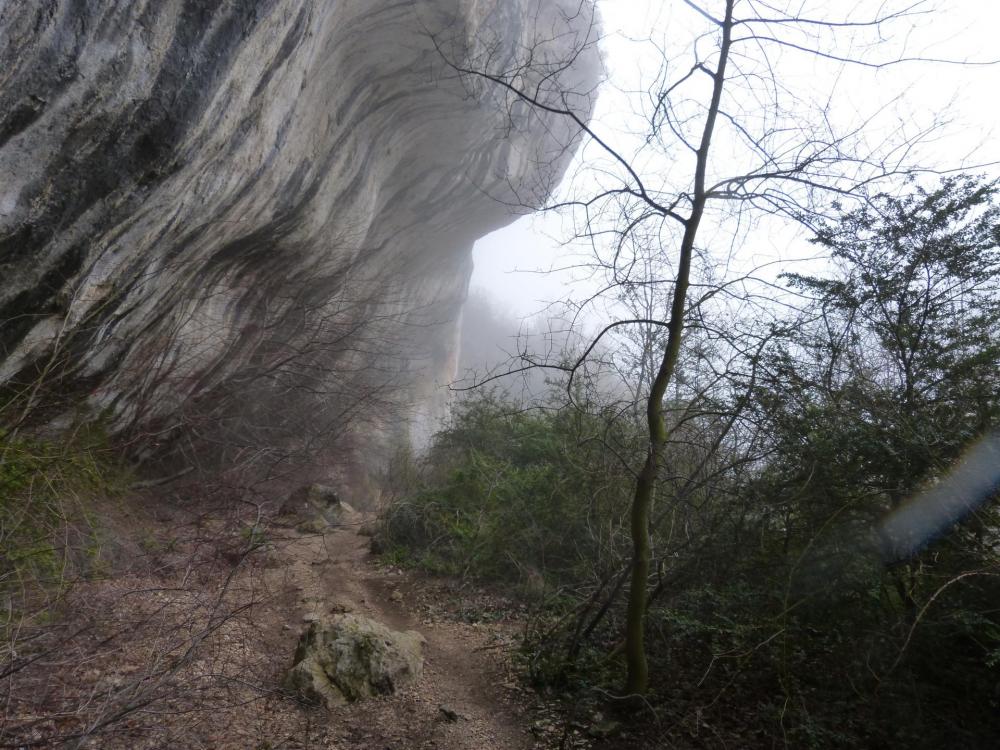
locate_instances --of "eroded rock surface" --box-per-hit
[0,1,599,460]
[285,614,425,706]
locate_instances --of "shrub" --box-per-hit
[381,392,635,591]
[0,426,126,622]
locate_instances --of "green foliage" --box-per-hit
[722,175,1000,746]
[382,176,1000,747]
[772,175,1000,508]
[0,426,126,616]
[382,392,635,589]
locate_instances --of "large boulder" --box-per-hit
[285,614,425,706]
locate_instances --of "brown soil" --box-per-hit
[3,499,545,749]
[269,512,534,749]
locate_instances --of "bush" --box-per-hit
[0,425,126,621]
[381,392,635,591]
[379,384,1000,747]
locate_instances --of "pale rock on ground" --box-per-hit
[285,613,425,706]
[279,483,355,528]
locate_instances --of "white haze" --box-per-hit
[469,0,1000,327]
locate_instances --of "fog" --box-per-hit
[466,0,1000,355]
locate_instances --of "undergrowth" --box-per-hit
[0,423,128,625]
[379,393,633,592]
[377,390,1000,749]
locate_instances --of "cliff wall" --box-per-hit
[0,0,598,468]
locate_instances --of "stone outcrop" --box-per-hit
[0,1,600,462]
[285,614,425,706]
[279,483,353,528]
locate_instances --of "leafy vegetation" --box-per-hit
[382,394,635,588]
[381,177,1000,747]
[0,424,127,624]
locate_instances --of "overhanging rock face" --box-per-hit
[0,1,599,460]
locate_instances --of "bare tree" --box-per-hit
[436,0,990,697]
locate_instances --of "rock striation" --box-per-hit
[0,1,599,464]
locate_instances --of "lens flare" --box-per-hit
[879,432,1000,563]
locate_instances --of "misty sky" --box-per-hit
[469,1,1000,319]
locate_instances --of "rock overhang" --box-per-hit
[0,0,601,465]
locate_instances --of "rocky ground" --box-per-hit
[4,491,599,749]
[269,512,534,749]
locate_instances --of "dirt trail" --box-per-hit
[270,514,534,750]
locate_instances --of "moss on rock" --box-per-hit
[285,614,424,707]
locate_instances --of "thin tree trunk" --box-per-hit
[623,0,734,697]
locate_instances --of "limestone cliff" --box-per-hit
[0,1,598,467]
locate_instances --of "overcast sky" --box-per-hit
[469,0,1000,319]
